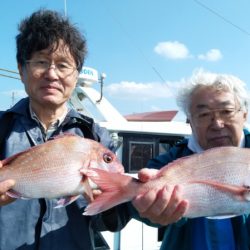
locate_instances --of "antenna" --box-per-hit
[64,0,67,17]
[11,92,16,107]
[96,73,107,103]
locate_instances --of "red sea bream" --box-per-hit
[84,146,250,218]
[0,134,124,206]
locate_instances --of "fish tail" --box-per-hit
[83,168,134,215]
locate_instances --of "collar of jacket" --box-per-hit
[5,97,93,125]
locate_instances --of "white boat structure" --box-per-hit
[69,67,191,250]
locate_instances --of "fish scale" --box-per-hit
[0,134,124,204]
[84,146,250,218]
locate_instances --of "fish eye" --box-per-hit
[103,153,113,163]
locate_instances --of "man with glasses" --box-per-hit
[132,70,250,249]
[0,9,128,250]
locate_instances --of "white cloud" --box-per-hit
[154,41,191,59]
[105,80,185,101]
[198,49,222,61]
[154,41,222,63]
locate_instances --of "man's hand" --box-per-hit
[132,168,189,225]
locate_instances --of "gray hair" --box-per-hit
[176,70,249,118]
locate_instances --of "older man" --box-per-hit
[133,71,250,249]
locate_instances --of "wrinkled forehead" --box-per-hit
[191,86,238,110]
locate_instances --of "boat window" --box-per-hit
[128,141,154,172]
[120,133,185,173]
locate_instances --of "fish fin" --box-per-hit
[206,215,237,220]
[6,190,22,199]
[83,168,133,216]
[54,174,95,209]
[2,135,80,166]
[83,191,121,216]
[6,190,29,199]
[55,195,80,208]
[242,186,250,201]
[2,151,28,166]
[50,133,79,140]
[7,190,22,199]
[191,180,250,200]
[81,178,94,202]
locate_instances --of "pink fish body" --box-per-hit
[0,134,123,204]
[84,146,250,218]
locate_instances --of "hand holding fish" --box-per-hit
[132,168,189,225]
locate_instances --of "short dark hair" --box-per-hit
[16,9,87,72]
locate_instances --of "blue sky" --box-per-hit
[1,0,250,122]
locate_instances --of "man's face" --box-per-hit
[18,41,79,109]
[189,87,247,150]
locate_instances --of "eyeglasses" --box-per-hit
[191,108,242,125]
[26,60,77,77]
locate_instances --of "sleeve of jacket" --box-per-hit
[92,123,116,151]
[90,203,131,232]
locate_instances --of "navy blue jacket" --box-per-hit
[0,98,130,250]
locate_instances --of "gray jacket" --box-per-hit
[0,98,130,250]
